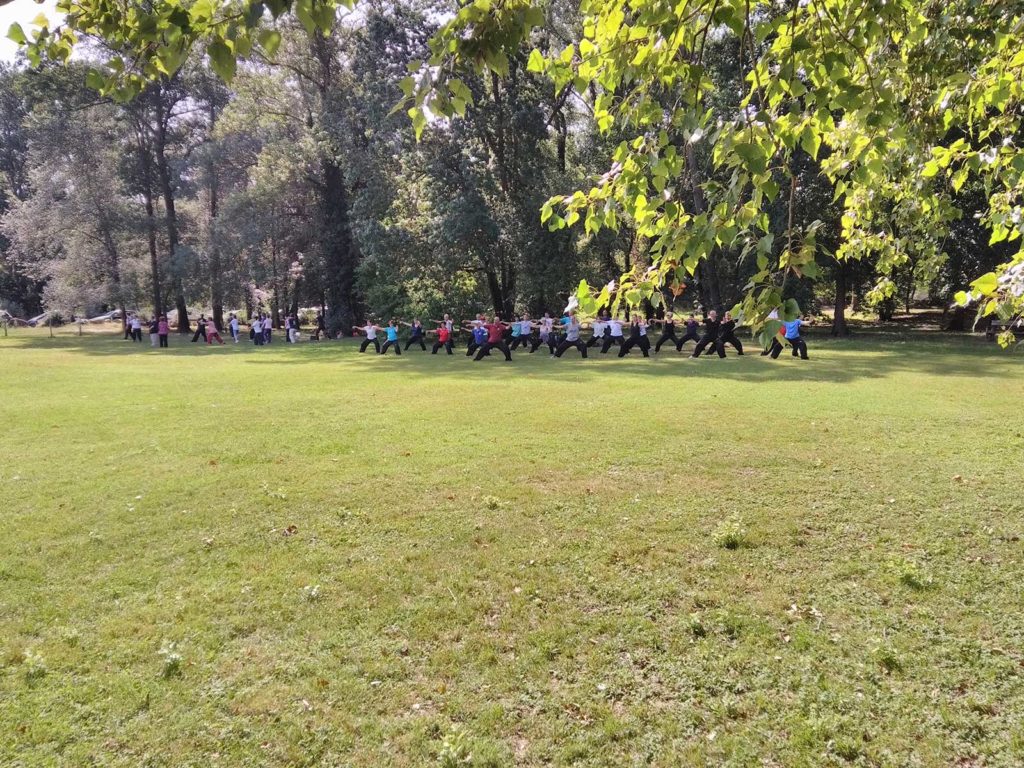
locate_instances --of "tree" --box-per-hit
[2,100,143,320]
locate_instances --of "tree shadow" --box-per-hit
[2,329,1019,386]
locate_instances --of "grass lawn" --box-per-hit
[2,326,1024,767]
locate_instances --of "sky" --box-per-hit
[0,0,61,63]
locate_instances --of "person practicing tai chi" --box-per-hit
[601,315,626,353]
[192,315,208,343]
[206,319,225,345]
[676,313,701,351]
[761,308,785,357]
[653,311,681,353]
[717,311,744,355]
[511,314,534,351]
[431,313,456,341]
[690,310,724,358]
[251,315,264,346]
[380,320,402,355]
[587,311,608,348]
[770,316,810,359]
[473,316,513,361]
[229,313,240,343]
[554,312,588,358]
[428,323,454,354]
[355,321,383,354]
[401,319,427,351]
[465,319,488,357]
[531,313,555,353]
[618,314,652,357]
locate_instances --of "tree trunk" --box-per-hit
[319,157,358,334]
[153,86,188,333]
[208,101,223,332]
[831,263,850,336]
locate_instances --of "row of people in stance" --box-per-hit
[351,310,810,360]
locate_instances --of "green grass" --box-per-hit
[2,326,1024,766]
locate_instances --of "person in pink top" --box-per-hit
[206,319,225,345]
[157,316,170,348]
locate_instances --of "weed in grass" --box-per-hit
[874,645,904,674]
[438,725,473,767]
[22,649,47,680]
[302,584,322,602]
[712,515,749,549]
[890,558,935,590]
[158,640,183,679]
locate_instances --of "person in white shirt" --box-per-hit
[251,316,264,346]
[587,312,608,348]
[601,317,626,353]
[130,315,143,343]
[229,314,240,343]
[355,322,382,353]
[511,314,534,351]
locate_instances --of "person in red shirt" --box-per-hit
[428,324,453,355]
[473,315,513,361]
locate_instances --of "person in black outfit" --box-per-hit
[315,312,326,340]
[618,315,652,357]
[690,310,723,358]
[123,314,133,340]
[191,315,208,343]
[717,312,744,356]
[676,314,701,351]
[652,312,679,352]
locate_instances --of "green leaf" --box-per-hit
[207,40,236,81]
[782,299,801,321]
[527,49,545,73]
[970,272,998,296]
[6,23,26,46]
[258,29,282,58]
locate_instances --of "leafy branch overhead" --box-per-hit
[9,0,1024,341]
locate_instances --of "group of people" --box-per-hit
[123,313,171,348]
[351,309,811,361]
[124,308,812,360]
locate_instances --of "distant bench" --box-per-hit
[986,318,1024,341]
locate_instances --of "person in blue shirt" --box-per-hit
[380,320,402,356]
[770,316,810,359]
[465,320,489,357]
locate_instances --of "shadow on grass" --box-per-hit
[2,328,1019,385]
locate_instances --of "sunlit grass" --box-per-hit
[2,326,1023,766]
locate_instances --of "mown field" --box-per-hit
[2,326,1023,767]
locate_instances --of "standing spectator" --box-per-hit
[130,314,143,342]
[157,315,170,348]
